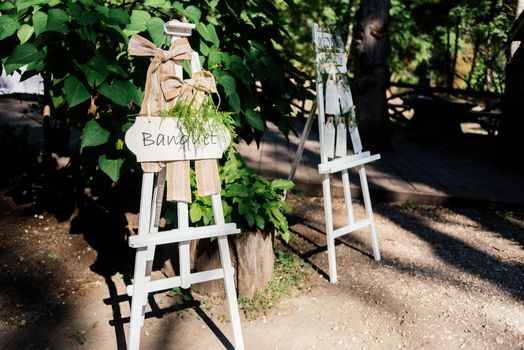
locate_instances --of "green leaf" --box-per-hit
[146,17,165,47]
[94,4,109,17]
[0,16,20,41]
[280,230,290,243]
[99,80,141,106]
[69,2,97,26]
[64,76,90,108]
[199,41,210,56]
[4,43,38,75]
[144,0,166,8]
[245,212,255,227]
[185,5,201,23]
[98,155,124,183]
[271,179,294,190]
[0,2,15,11]
[205,23,219,47]
[218,74,236,96]
[189,203,203,223]
[79,54,108,87]
[81,119,110,152]
[33,11,48,36]
[47,8,69,34]
[107,8,130,25]
[126,10,151,34]
[206,0,219,9]
[228,93,241,113]
[224,183,249,197]
[207,46,221,67]
[196,22,219,47]
[245,108,265,131]
[17,24,34,44]
[107,63,128,78]
[16,0,48,12]
[254,214,264,230]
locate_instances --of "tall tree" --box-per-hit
[352,0,392,150]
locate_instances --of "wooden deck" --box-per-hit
[236,119,524,210]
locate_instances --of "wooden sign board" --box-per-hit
[315,31,346,74]
[125,117,231,162]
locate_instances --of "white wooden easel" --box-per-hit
[125,21,244,350]
[288,24,381,284]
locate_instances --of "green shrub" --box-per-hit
[187,147,294,242]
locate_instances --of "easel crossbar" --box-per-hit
[129,223,240,248]
[318,153,381,174]
[333,218,372,239]
[127,268,225,296]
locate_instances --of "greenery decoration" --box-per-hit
[185,147,294,242]
[159,93,237,144]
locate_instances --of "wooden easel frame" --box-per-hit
[126,20,244,350]
[287,24,381,284]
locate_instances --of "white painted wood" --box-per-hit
[129,173,155,350]
[333,218,372,239]
[359,166,381,261]
[337,80,354,114]
[318,153,380,174]
[177,202,191,289]
[325,77,340,115]
[310,23,381,283]
[128,223,239,247]
[125,117,231,162]
[341,170,354,225]
[335,118,347,157]
[164,20,195,37]
[324,118,336,158]
[212,194,245,350]
[127,268,225,296]
[322,174,337,284]
[127,20,245,350]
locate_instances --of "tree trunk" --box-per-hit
[352,0,392,151]
[450,22,460,89]
[497,42,524,172]
[466,36,480,89]
[192,230,274,299]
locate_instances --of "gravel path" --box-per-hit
[0,194,523,349]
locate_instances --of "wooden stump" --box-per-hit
[233,230,274,299]
[193,230,274,299]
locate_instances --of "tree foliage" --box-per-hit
[0,0,307,183]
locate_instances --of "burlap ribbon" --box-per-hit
[128,35,222,202]
[162,70,217,109]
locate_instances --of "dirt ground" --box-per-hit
[0,191,523,350]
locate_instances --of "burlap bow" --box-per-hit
[128,34,193,115]
[161,70,217,108]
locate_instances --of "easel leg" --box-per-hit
[285,102,317,200]
[358,166,381,261]
[177,202,191,289]
[322,174,337,284]
[129,172,155,350]
[212,194,245,350]
[341,169,354,226]
[141,169,166,326]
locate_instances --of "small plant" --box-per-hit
[48,251,59,261]
[69,330,86,345]
[167,287,182,298]
[188,147,294,241]
[159,93,237,145]
[238,248,312,319]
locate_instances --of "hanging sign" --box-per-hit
[125,117,231,162]
[315,31,347,74]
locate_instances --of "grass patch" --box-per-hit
[238,247,312,319]
[69,330,86,345]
